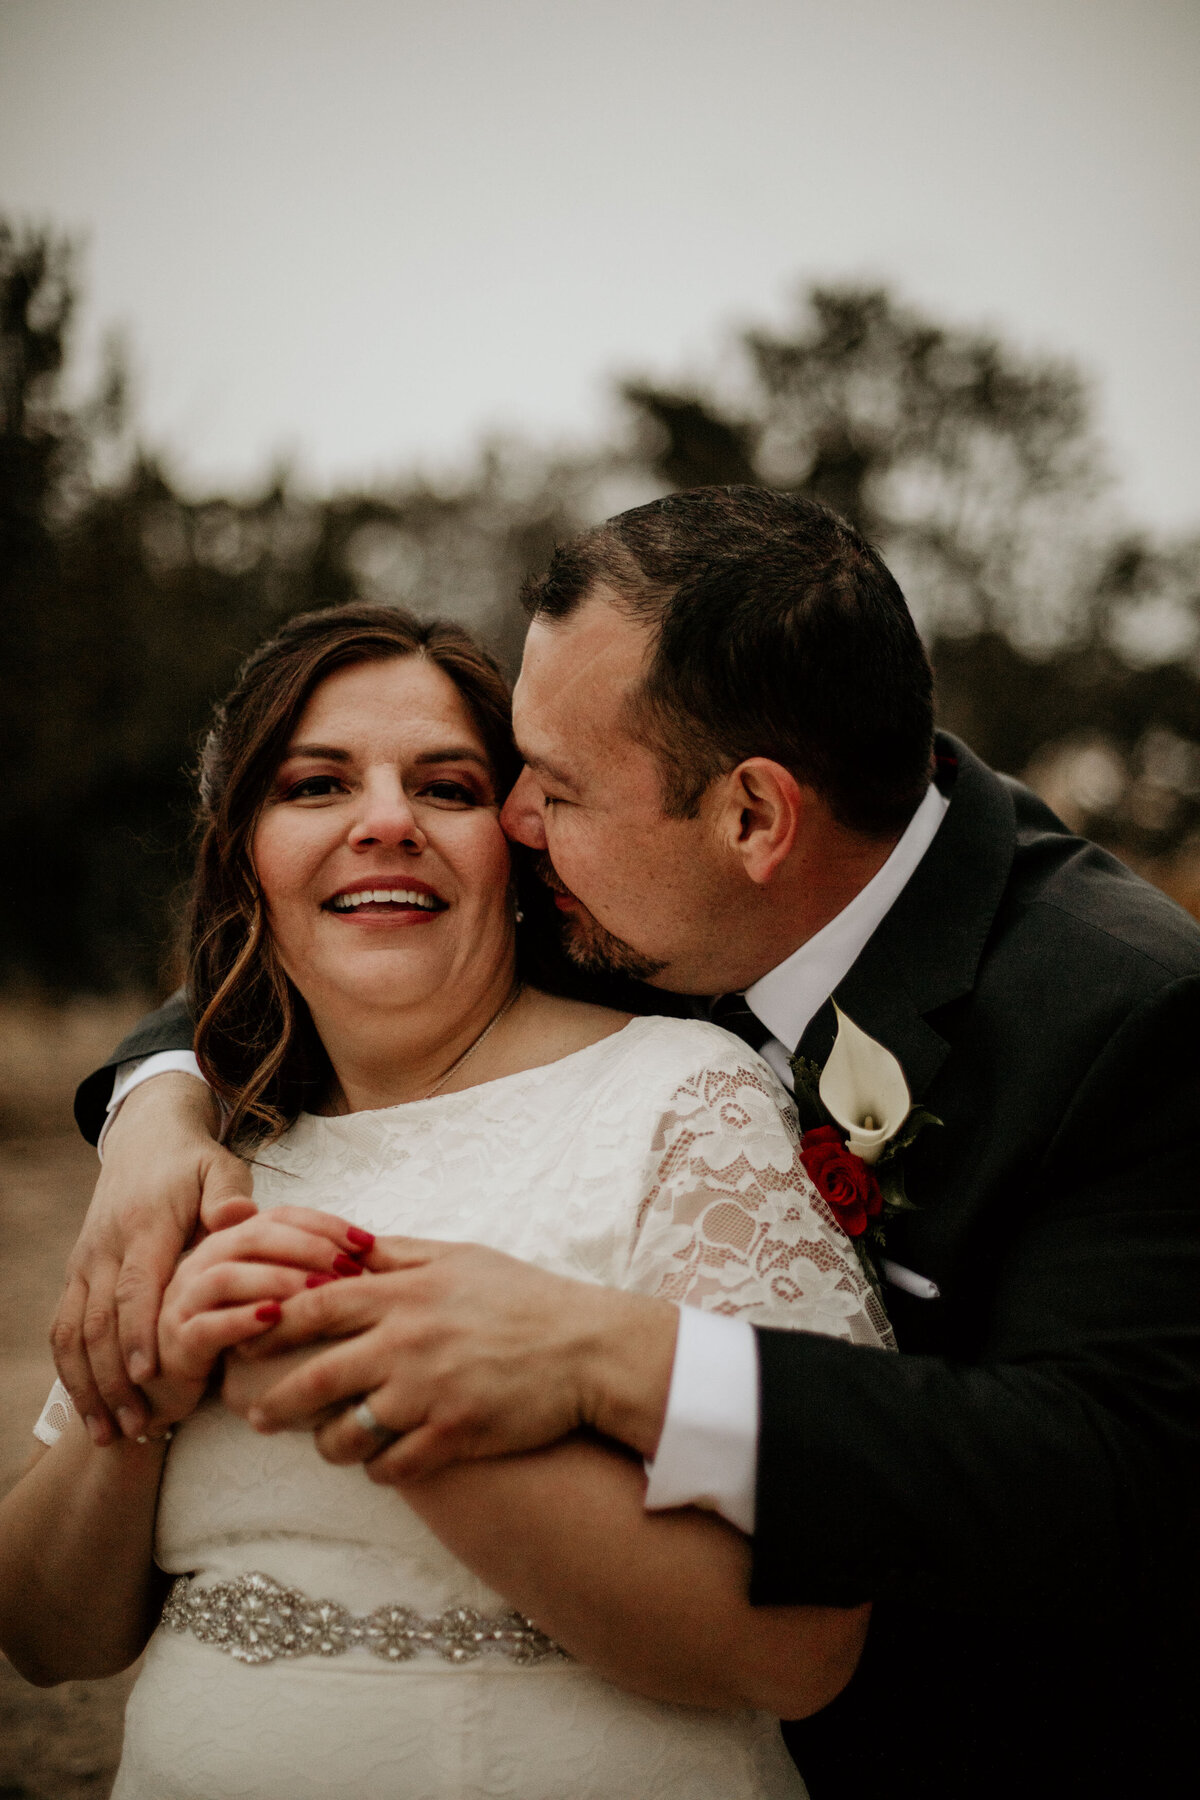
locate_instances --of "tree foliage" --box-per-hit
[2,224,1198,992]
[622,287,1200,888]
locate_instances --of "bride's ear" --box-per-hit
[718,758,804,886]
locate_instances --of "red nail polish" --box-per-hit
[306,1272,336,1288]
[255,1302,282,1323]
[333,1253,364,1277]
[345,1226,375,1250]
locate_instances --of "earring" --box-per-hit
[514,905,525,924]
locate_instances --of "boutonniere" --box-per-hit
[791,1005,940,1283]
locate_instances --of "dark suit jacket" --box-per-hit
[75,736,1200,1797]
[76,989,197,1136]
[755,738,1200,1797]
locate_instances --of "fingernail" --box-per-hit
[306,1272,336,1288]
[332,1253,364,1277]
[128,1352,153,1384]
[247,1407,269,1432]
[117,1406,142,1438]
[84,1414,106,1446]
[345,1226,374,1250]
[255,1302,282,1324]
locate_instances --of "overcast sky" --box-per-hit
[2,0,1196,531]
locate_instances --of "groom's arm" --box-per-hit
[751,971,1200,1619]
[221,1313,866,1714]
[242,974,1200,1625]
[395,1433,869,1716]
[73,990,196,1144]
[56,996,253,1443]
[219,1345,865,1715]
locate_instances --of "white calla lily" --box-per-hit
[818,1005,912,1164]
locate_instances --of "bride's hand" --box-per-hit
[237,1236,678,1479]
[154,1209,376,1428]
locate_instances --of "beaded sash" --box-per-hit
[161,1571,569,1667]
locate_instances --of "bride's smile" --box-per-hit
[324,877,447,916]
[251,654,518,1102]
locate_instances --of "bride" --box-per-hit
[0,605,892,1799]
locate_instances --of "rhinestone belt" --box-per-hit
[161,1571,569,1667]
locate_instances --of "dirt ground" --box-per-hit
[0,998,149,1799]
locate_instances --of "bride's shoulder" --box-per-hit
[574,1006,782,1089]
[508,989,634,1072]
[513,993,784,1100]
[631,1015,787,1089]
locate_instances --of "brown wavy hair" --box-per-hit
[187,604,522,1146]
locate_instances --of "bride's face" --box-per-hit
[252,656,515,1032]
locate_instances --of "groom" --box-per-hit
[65,489,1200,1798]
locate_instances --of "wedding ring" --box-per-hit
[352,1399,400,1449]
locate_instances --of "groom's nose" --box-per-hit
[501,767,547,850]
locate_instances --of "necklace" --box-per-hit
[422,982,524,1099]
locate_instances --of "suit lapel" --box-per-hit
[794,735,1017,1100]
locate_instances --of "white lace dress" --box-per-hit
[38,1017,893,1800]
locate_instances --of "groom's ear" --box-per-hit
[719,758,804,885]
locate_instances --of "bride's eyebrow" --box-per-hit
[413,748,491,770]
[279,745,491,771]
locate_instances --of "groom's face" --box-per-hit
[503,594,743,994]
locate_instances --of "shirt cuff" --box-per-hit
[33,1377,74,1446]
[96,1051,206,1160]
[643,1305,759,1535]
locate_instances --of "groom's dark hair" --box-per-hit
[522,486,934,837]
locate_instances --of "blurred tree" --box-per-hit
[624,285,1108,644]
[621,286,1200,886]
[0,221,98,988]
[2,227,1198,993]
[1,224,82,809]
[0,228,320,990]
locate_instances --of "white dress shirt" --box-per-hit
[98,1050,205,1156]
[104,782,948,1534]
[644,780,948,1532]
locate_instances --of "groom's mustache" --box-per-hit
[528,851,667,981]
[532,854,573,901]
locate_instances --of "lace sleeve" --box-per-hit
[624,1055,895,1349]
[33,1376,74,1445]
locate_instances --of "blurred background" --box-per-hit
[3,0,1200,1008]
[0,3,1198,1783]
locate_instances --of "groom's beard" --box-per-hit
[533,855,667,983]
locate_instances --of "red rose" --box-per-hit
[800,1126,883,1237]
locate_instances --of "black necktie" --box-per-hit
[709,992,771,1053]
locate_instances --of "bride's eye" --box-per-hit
[421,778,481,805]
[282,775,346,800]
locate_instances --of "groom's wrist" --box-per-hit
[99,1060,213,1160]
[579,1290,679,1459]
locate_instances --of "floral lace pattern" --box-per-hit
[629,1059,894,1347]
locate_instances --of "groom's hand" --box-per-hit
[236,1238,680,1480]
[51,1073,256,1445]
